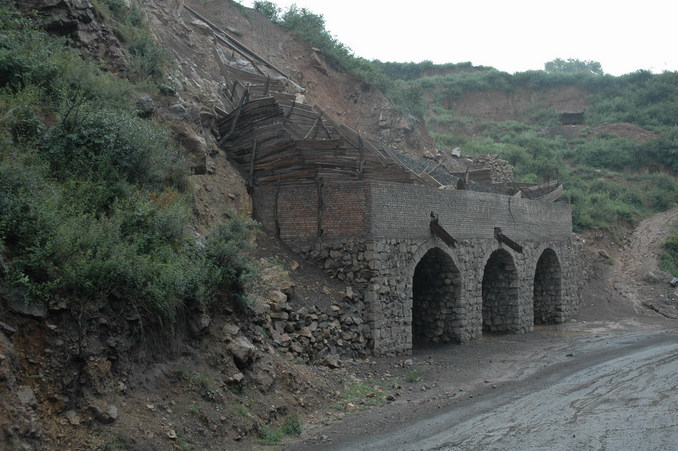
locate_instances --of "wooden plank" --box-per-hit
[494,227,523,253]
[430,216,457,248]
[184,5,293,81]
[421,172,443,187]
[535,184,563,202]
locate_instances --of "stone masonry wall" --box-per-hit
[258,180,579,356]
[366,237,578,355]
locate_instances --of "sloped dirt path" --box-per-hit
[611,205,678,318]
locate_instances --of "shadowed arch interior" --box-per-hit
[533,248,563,324]
[412,247,462,346]
[482,249,519,333]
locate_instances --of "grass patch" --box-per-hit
[257,413,302,445]
[404,368,421,383]
[231,404,251,419]
[659,221,678,276]
[339,381,386,407]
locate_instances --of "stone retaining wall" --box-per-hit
[261,292,369,361]
[291,236,578,356]
[254,180,579,356]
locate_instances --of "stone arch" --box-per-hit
[481,249,519,333]
[533,248,563,324]
[411,247,463,345]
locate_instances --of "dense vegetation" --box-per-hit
[0,3,256,322]
[412,67,678,230]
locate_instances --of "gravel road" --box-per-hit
[291,329,678,451]
[339,331,678,450]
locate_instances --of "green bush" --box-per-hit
[91,0,165,81]
[574,137,637,170]
[0,9,62,95]
[659,223,678,276]
[202,217,258,309]
[42,104,184,189]
[117,24,166,80]
[253,1,280,21]
[257,413,302,445]
[0,2,256,323]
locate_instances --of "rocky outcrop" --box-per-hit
[17,0,126,68]
[0,322,43,450]
[378,109,438,159]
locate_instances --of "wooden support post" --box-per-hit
[248,138,257,190]
[430,212,457,248]
[283,100,296,123]
[316,177,324,237]
[218,87,249,146]
[273,180,281,237]
[494,227,523,253]
[303,116,320,140]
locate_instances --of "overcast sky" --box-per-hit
[239,0,676,76]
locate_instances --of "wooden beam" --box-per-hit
[184,4,290,79]
[494,227,523,253]
[248,138,257,190]
[430,213,457,248]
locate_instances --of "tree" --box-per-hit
[253,1,280,22]
[544,58,604,75]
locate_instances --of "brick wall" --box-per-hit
[368,181,572,241]
[254,180,572,243]
[252,181,371,239]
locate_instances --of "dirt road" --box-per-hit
[300,330,678,450]
[612,205,678,318]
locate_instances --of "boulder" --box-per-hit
[90,404,118,424]
[249,357,276,391]
[227,336,257,367]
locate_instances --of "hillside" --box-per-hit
[401,67,678,231]
[1,1,677,450]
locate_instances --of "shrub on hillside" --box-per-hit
[659,223,678,276]
[0,2,257,323]
[42,104,185,189]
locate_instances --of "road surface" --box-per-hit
[295,331,678,450]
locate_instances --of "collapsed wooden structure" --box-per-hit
[187,4,564,201]
[215,95,429,188]
[211,56,432,188]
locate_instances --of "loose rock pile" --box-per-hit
[251,291,369,365]
[468,154,514,183]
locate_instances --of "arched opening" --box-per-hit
[533,248,563,324]
[482,249,519,333]
[412,248,462,346]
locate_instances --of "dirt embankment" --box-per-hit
[443,85,588,121]
[611,205,678,318]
